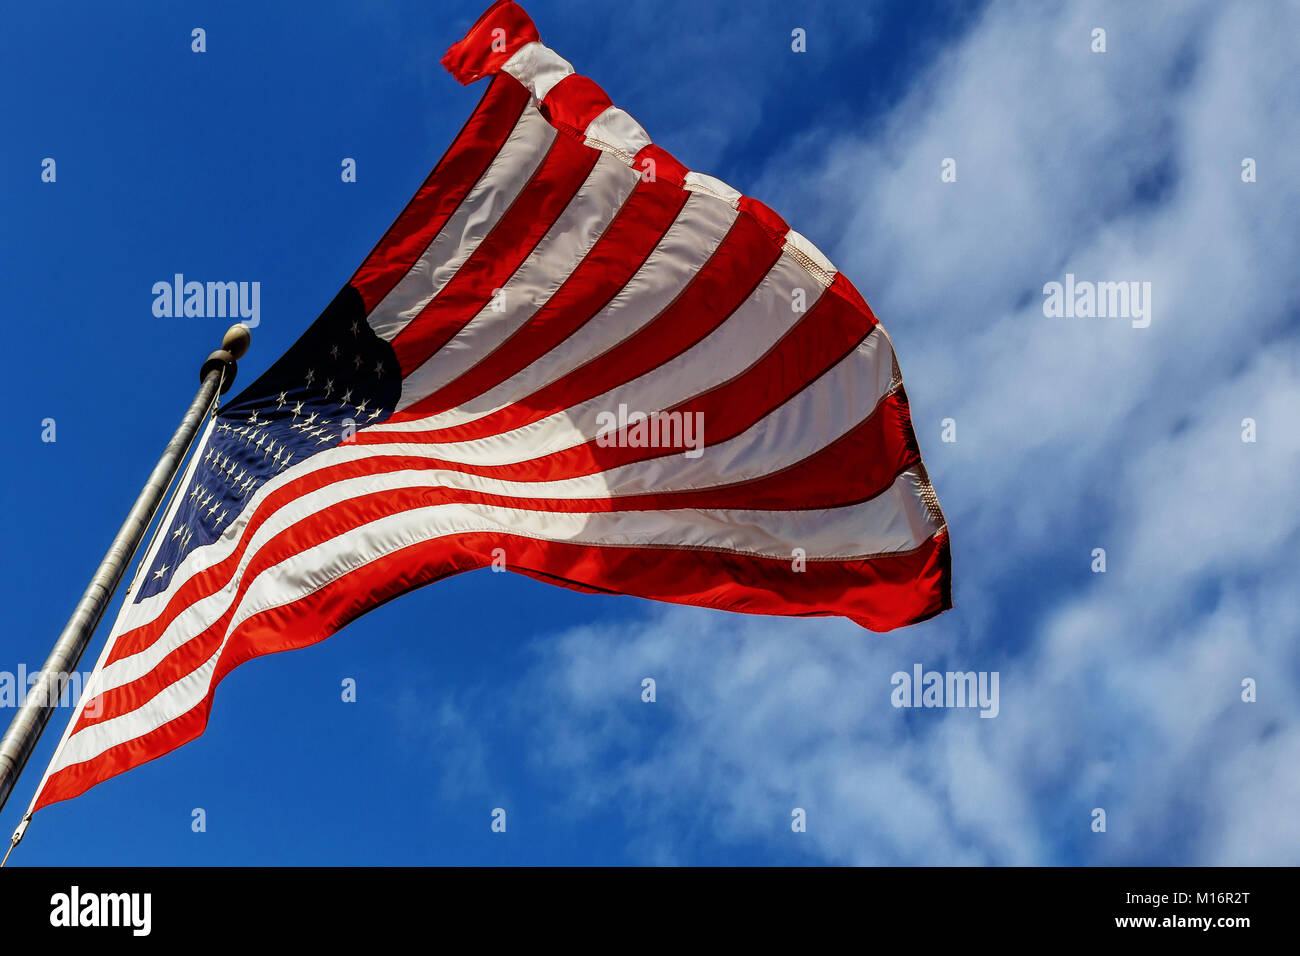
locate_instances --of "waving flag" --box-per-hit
[29,0,949,812]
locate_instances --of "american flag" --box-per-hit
[29,0,950,812]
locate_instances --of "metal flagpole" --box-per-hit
[0,325,252,854]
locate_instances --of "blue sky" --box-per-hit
[3,0,1298,865]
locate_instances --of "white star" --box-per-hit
[153,565,169,580]
[350,320,360,336]
[373,360,385,378]
[353,354,363,370]
[214,510,227,529]
[324,378,334,396]
[305,368,316,386]
[291,401,304,419]
[355,399,368,415]
[367,408,380,421]
[207,500,220,517]
[340,389,352,406]
[172,525,185,540]
[330,344,341,359]
[315,432,332,445]
[276,392,288,409]
[249,412,260,425]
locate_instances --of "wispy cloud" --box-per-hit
[515,0,1300,864]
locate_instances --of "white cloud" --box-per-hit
[519,0,1300,864]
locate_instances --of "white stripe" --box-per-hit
[393,152,639,410]
[683,171,742,207]
[502,42,573,101]
[366,105,557,342]
[584,106,651,161]
[783,228,837,284]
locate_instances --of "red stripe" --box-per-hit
[440,0,541,85]
[37,525,949,809]
[738,196,789,246]
[388,130,603,375]
[390,174,689,421]
[350,75,531,314]
[541,74,613,134]
[633,144,688,187]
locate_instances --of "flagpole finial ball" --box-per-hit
[200,350,238,394]
[222,324,252,360]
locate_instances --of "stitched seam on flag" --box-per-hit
[782,240,837,288]
[913,462,947,529]
[875,325,945,528]
[582,134,635,166]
